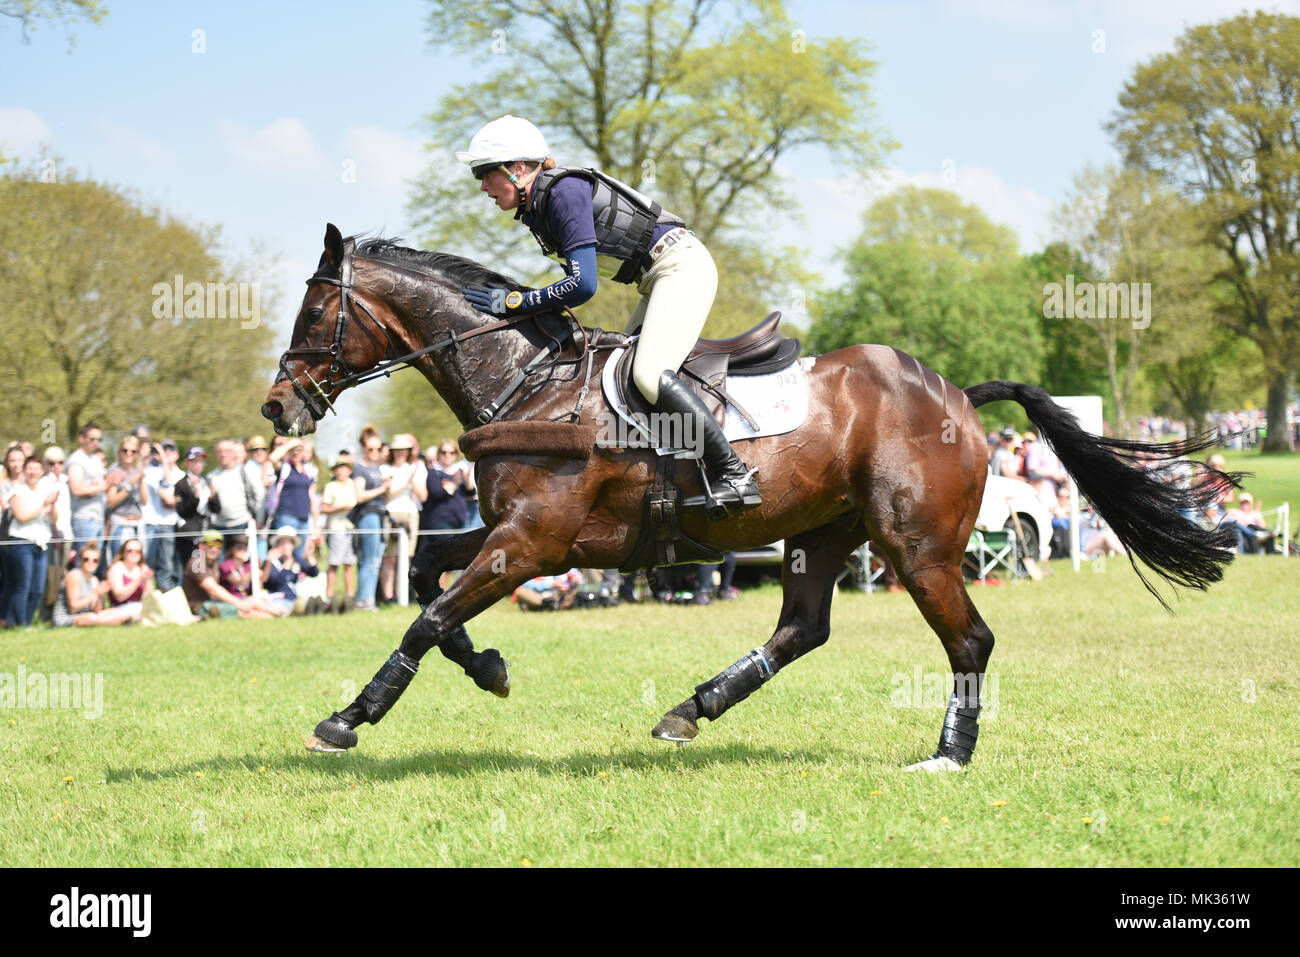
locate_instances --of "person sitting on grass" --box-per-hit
[262,527,327,615]
[1224,492,1273,554]
[105,537,154,620]
[1079,506,1126,558]
[218,534,255,599]
[182,532,279,619]
[51,543,140,627]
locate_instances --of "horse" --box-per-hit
[261,224,1239,770]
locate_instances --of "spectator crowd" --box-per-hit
[986,424,1291,562]
[0,421,484,629]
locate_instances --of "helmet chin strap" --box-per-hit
[499,162,543,207]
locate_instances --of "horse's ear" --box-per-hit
[323,223,345,274]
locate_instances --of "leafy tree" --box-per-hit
[376,0,887,433]
[1051,165,1219,434]
[1022,242,1110,402]
[0,0,106,46]
[0,159,279,450]
[1107,11,1300,451]
[808,187,1043,424]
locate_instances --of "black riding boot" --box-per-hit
[653,370,760,520]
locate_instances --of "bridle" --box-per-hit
[275,248,400,421]
[274,246,587,425]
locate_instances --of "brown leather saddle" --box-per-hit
[612,311,801,440]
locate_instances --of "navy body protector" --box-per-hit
[523,167,685,284]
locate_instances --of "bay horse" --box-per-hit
[262,225,1238,770]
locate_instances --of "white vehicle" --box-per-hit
[977,472,1054,564]
[734,469,1054,581]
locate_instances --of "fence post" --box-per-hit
[247,518,262,597]
[397,525,410,606]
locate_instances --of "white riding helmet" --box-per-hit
[455,115,549,176]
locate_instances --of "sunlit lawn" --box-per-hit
[2,555,1296,866]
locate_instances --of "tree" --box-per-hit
[1051,165,1219,435]
[808,187,1043,417]
[1,0,106,46]
[0,159,279,450]
[1107,11,1300,451]
[381,1,886,434]
[1022,242,1111,402]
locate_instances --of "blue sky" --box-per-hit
[3,0,1292,449]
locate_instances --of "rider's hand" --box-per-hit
[462,286,541,316]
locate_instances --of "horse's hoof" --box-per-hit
[904,753,963,773]
[307,713,358,752]
[651,712,699,744]
[471,648,511,698]
[492,659,511,698]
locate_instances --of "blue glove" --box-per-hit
[462,286,542,316]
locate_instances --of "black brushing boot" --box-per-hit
[653,371,760,520]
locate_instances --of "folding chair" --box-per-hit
[965,528,1019,580]
[838,542,887,592]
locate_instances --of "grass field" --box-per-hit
[2,555,1296,867]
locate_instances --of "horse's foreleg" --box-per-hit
[652,519,865,743]
[308,521,572,753]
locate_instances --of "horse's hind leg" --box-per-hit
[652,517,866,743]
[878,540,995,771]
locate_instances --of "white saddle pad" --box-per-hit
[600,346,811,451]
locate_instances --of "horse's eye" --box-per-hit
[307,307,324,323]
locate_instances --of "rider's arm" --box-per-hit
[533,244,597,309]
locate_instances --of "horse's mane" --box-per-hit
[354,237,526,292]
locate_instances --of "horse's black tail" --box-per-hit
[965,381,1243,611]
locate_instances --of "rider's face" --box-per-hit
[480,167,521,210]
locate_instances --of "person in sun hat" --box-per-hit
[456,114,759,519]
[181,530,278,620]
[262,525,324,615]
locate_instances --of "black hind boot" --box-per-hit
[654,371,760,520]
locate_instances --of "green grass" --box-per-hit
[2,557,1297,867]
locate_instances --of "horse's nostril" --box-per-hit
[261,402,282,421]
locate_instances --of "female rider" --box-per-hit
[456,115,760,518]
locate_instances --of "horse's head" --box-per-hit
[262,223,398,436]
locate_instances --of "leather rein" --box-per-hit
[275,249,587,425]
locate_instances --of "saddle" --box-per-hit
[612,311,801,437]
[612,312,800,572]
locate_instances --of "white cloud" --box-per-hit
[93,118,171,168]
[339,125,428,198]
[219,116,334,180]
[0,106,54,156]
